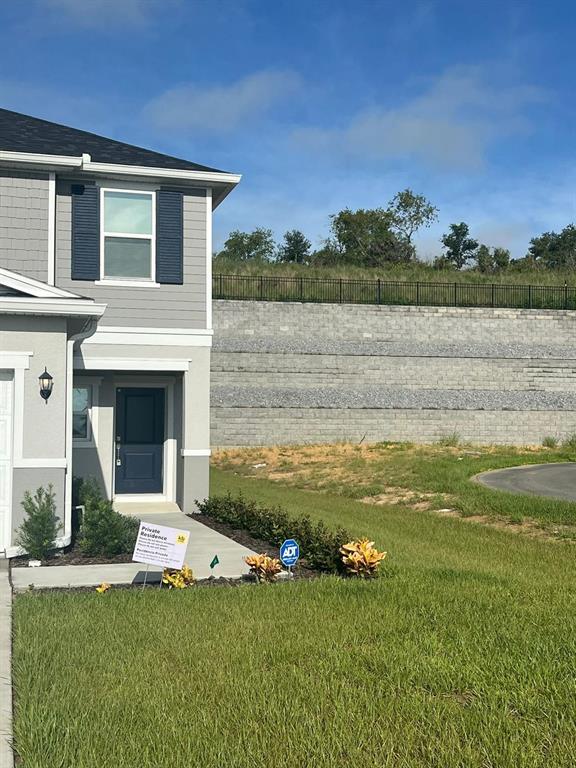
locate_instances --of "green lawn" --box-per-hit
[12,459,576,768]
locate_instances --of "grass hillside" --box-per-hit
[213,257,576,287]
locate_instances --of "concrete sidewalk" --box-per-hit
[11,513,257,592]
[0,561,13,768]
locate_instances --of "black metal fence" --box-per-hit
[213,273,576,311]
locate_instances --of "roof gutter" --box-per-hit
[0,297,107,318]
[0,150,85,168]
[0,151,241,208]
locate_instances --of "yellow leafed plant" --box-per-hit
[339,539,387,578]
[162,565,195,589]
[244,553,282,583]
[95,582,111,593]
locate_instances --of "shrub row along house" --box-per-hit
[0,108,240,557]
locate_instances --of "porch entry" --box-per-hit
[115,387,165,494]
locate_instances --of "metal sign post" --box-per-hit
[142,563,150,591]
[132,522,190,591]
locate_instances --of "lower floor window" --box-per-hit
[73,386,92,441]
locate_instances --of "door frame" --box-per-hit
[112,378,176,502]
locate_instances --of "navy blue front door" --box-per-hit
[115,388,165,494]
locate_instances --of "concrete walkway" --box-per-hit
[0,561,13,768]
[11,512,257,592]
[475,462,576,502]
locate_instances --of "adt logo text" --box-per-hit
[280,539,300,567]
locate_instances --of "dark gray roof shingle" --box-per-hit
[0,107,226,173]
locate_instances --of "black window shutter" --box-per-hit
[156,189,184,285]
[71,184,100,281]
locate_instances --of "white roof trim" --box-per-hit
[0,150,84,168]
[0,267,84,299]
[0,297,107,317]
[83,160,241,186]
[0,150,241,186]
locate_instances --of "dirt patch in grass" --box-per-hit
[433,508,576,542]
[213,442,539,471]
[360,487,453,511]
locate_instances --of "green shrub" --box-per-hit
[542,435,559,448]
[563,433,576,450]
[79,500,139,556]
[16,485,61,560]
[196,493,351,573]
[77,477,104,508]
[75,477,139,557]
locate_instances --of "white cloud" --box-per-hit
[41,0,169,26]
[144,70,301,135]
[292,67,545,170]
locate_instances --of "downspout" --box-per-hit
[63,317,100,547]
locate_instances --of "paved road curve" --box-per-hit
[475,462,576,502]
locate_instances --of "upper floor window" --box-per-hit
[101,189,155,281]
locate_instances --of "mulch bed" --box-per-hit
[11,542,134,568]
[193,513,318,579]
[11,514,318,580]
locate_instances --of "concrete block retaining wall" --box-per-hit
[211,300,576,446]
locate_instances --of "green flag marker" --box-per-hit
[210,555,219,569]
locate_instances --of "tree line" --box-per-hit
[215,188,576,273]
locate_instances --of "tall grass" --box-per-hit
[213,256,576,287]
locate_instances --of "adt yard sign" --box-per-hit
[280,539,300,567]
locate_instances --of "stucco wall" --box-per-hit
[211,300,576,446]
[0,315,68,546]
[0,316,68,459]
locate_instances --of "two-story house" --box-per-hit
[0,108,240,557]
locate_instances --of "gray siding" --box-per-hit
[55,180,207,328]
[0,171,49,281]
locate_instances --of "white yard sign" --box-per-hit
[132,522,190,570]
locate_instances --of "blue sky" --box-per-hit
[1,0,575,257]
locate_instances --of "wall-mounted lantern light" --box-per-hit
[38,367,54,404]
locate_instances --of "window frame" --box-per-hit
[99,187,156,286]
[72,382,98,448]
